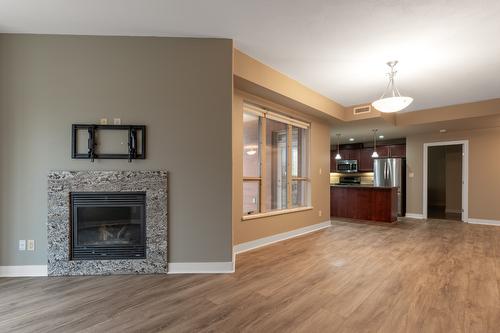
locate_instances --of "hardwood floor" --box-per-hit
[1,218,500,332]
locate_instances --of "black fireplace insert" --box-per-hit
[70,192,146,260]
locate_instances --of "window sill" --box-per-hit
[242,206,314,221]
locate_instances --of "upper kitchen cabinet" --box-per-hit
[358,145,405,171]
[330,149,359,172]
[387,144,406,157]
[375,145,390,158]
[331,142,406,173]
[330,152,336,172]
[359,148,374,171]
[340,148,360,161]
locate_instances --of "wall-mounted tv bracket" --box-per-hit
[129,127,137,162]
[72,124,146,162]
[88,126,96,162]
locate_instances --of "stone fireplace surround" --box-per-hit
[47,170,168,276]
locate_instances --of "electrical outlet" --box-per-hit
[318,210,322,217]
[100,118,108,125]
[113,118,121,125]
[19,240,26,251]
[27,240,35,251]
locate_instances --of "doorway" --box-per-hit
[423,141,468,221]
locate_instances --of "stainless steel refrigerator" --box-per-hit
[373,158,406,216]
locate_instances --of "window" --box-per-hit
[265,118,288,211]
[243,103,310,217]
[243,112,261,215]
[291,126,309,208]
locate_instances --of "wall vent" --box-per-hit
[353,105,371,115]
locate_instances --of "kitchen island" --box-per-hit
[330,185,398,222]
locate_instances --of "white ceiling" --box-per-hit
[1,0,500,111]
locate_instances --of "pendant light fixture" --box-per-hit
[371,129,379,158]
[245,144,258,156]
[335,133,342,160]
[372,61,413,113]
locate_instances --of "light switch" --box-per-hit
[113,118,121,125]
[409,172,414,178]
[319,168,323,175]
[27,240,35,251]
[19,240,26,251]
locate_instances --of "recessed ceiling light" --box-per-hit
[349,138,355,142]
[440,129,447,133]
[379,135,384,139]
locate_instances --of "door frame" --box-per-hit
[422,140,469,222]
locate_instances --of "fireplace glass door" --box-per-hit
[71,192,146,260]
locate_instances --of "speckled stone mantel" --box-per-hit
[47,170,168,276]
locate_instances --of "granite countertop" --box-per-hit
[330,184,397,189]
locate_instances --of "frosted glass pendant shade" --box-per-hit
[372,61,413,113]
[372,96,413,113]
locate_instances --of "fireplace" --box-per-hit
[70,192,146,260]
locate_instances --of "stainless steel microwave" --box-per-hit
[336,160,358,173]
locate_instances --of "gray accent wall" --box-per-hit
[0,34,233,265]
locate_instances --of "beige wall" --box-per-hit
[234,50,345,120]
[397,99,500,126]
[0,34,233,265]
[406,127,500,220]
[233,91,330,245]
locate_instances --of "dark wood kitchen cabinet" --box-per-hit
[375,145,390,158]
[330,149,358,162]
[330,152,336,172]
[358,148,374,171]
[331,186,397,222]
[340,148,360,161]
[330,143,406,172]
[330,149,360,172]
[387,144,406,157]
